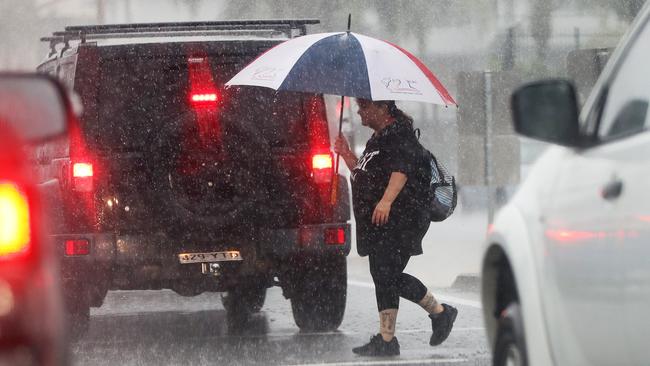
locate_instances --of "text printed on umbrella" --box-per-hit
[252,67,279,81]
[381,78,422,95]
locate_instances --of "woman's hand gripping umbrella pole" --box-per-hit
[330,94,346,205]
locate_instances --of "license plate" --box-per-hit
[177,251,242,264]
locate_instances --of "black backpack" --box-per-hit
[413,130,457,222]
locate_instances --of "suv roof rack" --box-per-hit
[41,19,319,56]
[64,19,319,34]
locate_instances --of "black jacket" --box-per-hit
[351,118,430,257]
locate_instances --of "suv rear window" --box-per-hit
[87,56,308,150]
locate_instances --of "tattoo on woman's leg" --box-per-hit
[379,309,398,341]
[418,291,442,314]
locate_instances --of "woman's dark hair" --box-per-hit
[357,98,414,126]
[378,100,414,126]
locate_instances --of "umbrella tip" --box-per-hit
[347,13,352,32]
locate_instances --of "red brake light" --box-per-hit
[72,162,94,192]
[307,96,335,188]
[0,182,30,257]
[186,52,222,146]
[325,227,346,245]
[187,53,219,108]
[65,239,90,256]
[312,154,333,170]
[312,153,333,184]
[73,162,93,178]
[191,93,218,104]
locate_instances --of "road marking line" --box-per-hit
[280,327,485,337]
[73,326,487,347]
[374,327,485,334]
[284,358,469,366]
[348,280,482,309]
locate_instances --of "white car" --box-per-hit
[481,3,650,366]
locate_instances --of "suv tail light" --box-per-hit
[72,162,94,192]
[186,51,221,146]
[65,239,90,256]
[324,227,346,245]
[306,95,336,218]
[190,92,218,105]
[307,96,334,185]
[73,162,93,178]
[312,152,333,184]
[0,182,31,258]
[68,117,95,193]
[188,54,219,108]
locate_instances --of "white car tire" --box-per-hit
[493,303,528,366]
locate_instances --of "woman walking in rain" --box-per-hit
[335,98,458,357]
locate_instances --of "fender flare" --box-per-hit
[481,204,555,365]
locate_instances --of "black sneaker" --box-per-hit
[352,334,400,356]
[429,303,458,346]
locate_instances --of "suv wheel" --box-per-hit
[290,255,347,332]
[493,303,528,366]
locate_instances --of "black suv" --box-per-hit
[36,20,351,334]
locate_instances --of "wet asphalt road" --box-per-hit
[69,256,490,366]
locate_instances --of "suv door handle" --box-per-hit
[601,179,623,200]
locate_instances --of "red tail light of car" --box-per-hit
[312,152,333,184]
[68,117,95,193]
[72,161,94,192]
[190,92,219,105]
[305,95,337,220]
[308,96,333,186]
[65,239,89,256]
[324,227,346,246]
[188,54,219,108]
[0,182,31,258]
[73,162,93,178]
[187,52,222,147]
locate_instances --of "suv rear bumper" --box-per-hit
[53,223,350,296]
[260,223,351,257]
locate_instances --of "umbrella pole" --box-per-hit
[331,94,346,205]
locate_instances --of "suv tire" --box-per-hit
[290,254,347,332]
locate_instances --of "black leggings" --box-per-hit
[369,250,428,311]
